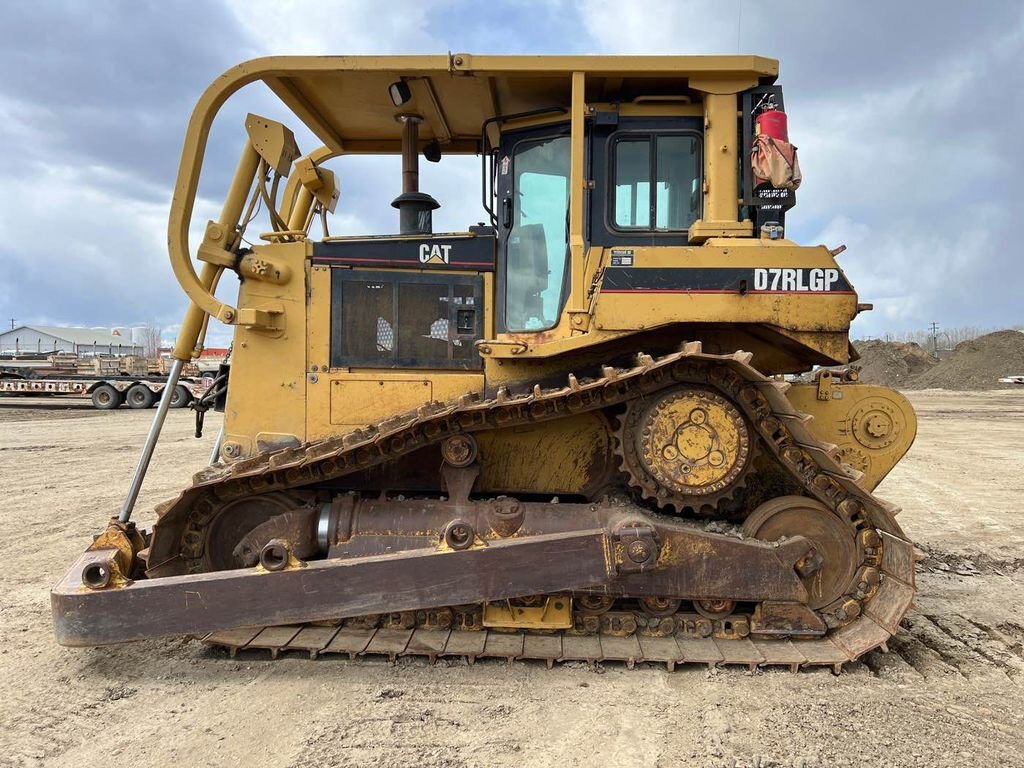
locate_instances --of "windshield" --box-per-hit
[504,134,571,332]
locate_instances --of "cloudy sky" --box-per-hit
[1,0,1021,345]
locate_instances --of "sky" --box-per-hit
[1,0,1021,346]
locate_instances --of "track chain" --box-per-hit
[155,342,916,670]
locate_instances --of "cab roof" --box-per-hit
[227,54,779,154]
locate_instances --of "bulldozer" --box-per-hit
[52,54,918,670]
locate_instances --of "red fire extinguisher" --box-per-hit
[755,108,788,142]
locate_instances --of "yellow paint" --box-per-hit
[304,261,484,440]
[479,241,858,370]
[483,597,573,630]
[788,382,918,490]
[309,369,482,439]
[568,71,586,318]
[167,53,777,352]
[689,92,748,241]
[476,412,611,494]
[222,241,309,458]
[330,379,433,427]
[174,53,905,484]
[639,390,748,493]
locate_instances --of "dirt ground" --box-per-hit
[1,390,1023,768]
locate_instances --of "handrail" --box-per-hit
[167,62,266,326]
[167,56,454,331]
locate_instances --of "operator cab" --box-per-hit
[311,73,799,374]
[492,112,705,333]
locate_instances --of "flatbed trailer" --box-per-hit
[0,370,211,410]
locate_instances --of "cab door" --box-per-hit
[495,124,574,334]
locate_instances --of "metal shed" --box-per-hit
[0,325,145,356]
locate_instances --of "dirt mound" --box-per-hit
[910,330,1024,390]
[851,339,937,388]
[847,331,1024,390]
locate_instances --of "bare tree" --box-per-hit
[856,325,1010,351]
[140,325,163,358]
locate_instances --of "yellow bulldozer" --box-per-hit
[53,54,918,670]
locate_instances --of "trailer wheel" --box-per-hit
[125,384,156,409]
[169,384,192,409]
[91,384,122,410]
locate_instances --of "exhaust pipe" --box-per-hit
[391,113,439,235]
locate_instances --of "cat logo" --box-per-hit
[419,243,452,265]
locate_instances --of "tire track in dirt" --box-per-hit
[5,391,1024,768]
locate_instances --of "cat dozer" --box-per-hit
[53,54,919,671]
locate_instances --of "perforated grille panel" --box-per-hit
[330,270,483,370]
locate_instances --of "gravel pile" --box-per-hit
[910,330,1024,390]
[847,331,1024,390]
[851,339,938,388]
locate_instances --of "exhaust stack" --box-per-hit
[391,114,439,235]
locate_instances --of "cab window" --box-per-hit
[612,133,701,232]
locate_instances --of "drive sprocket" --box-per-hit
[614,385,754,515]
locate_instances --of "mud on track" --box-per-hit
[0,390,1022,767]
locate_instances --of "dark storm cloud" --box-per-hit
[1,0,245,196]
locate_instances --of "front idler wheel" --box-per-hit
[742,496,861,610]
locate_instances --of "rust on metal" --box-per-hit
[52,345,916,670]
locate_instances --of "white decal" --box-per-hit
[419,243,452,265]
[752,268,842,292]
[610,249,634,267]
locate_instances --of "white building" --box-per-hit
[0,325,144,356]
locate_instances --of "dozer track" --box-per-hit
[204,620,868,673]
[197,343,917,670]
[57,343,916,671]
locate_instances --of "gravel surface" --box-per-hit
[1,391,1023,767]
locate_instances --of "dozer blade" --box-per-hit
[53,529,610,647]
[52,502,816,647]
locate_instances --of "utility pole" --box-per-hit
[8,318,15,330]
[929,321,940,358]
